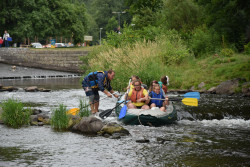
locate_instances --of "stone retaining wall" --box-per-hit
[0,48,88,73]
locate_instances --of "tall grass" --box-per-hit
[51,104,69,130]
[86,33,190,90]
[79,99,91,117]
[83,31,249,91]
[1,98,31,128]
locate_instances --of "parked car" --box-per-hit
[31,43,43,49]
[65,43,74,47]
[55,43,66,48]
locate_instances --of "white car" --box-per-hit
[55,43,66,48]
[31,43,43,48]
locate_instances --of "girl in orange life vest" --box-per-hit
[158,76,169,94]
[126,75,140,90]
[127,80,150,109]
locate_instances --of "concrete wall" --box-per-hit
[0,48,88,73]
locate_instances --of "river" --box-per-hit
[0,64,250,167]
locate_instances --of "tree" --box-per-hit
[195,0,250,51]
[158,0,202,32]
[0,0,87,44]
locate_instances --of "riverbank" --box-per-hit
[84,42,250,95]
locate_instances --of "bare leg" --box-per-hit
[94,101,99,113]
[90,101,95,114]
[160,106,166,112]
[128,103,137,109]
[141,104,150,109]
[150,103,156,108]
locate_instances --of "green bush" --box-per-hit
[51,104,69,130]
[189,26,221,57]
[158,32,191,65]
[159,0,201,32]
[1,98,31,128]
[244,42,250,55]
[220,48,234,57]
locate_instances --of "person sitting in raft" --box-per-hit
[158,76,169,94]
[127,75,140,90]
[149,85,169,112]
[127,79,150,109]
[149,80,165,96]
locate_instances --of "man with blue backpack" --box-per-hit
[82,69,119,115]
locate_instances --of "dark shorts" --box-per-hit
[83,86,99,103]
[136,106,142,109]
[148,102,164,108]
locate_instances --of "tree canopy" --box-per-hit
[0,0,249,50]
[0,0,87,44]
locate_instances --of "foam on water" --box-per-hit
[178,118,250,129]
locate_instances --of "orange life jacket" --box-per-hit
[162,84,168,94]
[130,88,145,103]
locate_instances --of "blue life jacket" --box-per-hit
[87,71,106,89]
[150,91,165,107]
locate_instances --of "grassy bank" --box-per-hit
[83,39,250,91]
[167,54,249,90]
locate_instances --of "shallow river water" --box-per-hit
[0,65,250,167]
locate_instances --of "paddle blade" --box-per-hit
[182,92,200,99]
[118,105,127,119]
[181,98,198,106]
[99,109,113,119]
[66,108,80,115]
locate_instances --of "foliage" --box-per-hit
[188,25,221,57]
[220,48,235,57]
[79,99,91,117]
[244,43,250,55]
[85,0,131,41]
[105,17,119,34]
[159,0,202,32]
[84,30,191,89]
[1,98,31,128]
[105,24,141,48]
[51,104,69,130]
[195,0,250,51]
[0,0,87,44]
[158,31,191,65]
[105,24,164,48]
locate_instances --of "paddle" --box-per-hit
[150,97,198,107]
[66,92,121,115]
[99,100,126,119]
[118,79,132,119]
[168,92,200,99]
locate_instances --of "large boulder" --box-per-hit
[198,82,205,89]
[1,86,18,92]
[72,117,104,135]
[98,122,130,139]
[214,78,245,95]
[24,86,38,92]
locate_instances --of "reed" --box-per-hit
[86,35,190,90]
[79,99,91,117]
[1,98,31,128]
[51,104,69,130]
